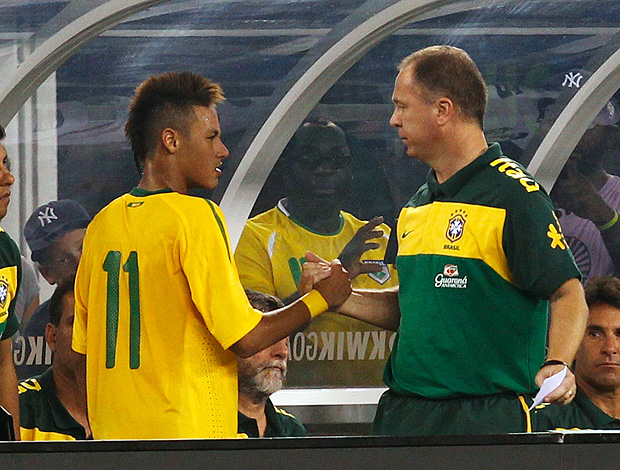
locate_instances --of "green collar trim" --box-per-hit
[277,199,344,236]
[129,187,174,197]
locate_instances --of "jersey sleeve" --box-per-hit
[234,220,277,296]
[181,200,262,350]
[503,185,581,300]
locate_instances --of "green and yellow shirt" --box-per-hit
[387,143,581,398]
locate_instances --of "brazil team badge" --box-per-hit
[0,279,8,309]
[446,210,467,243]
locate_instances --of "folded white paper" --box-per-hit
[528,365,568,411]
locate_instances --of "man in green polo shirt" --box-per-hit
[534,276,620,430]
[324,45,589,436]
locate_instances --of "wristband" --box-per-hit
[300,290,329,318]
[597,210,619,231]
[541,359,569,369]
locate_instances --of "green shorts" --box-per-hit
[373,389,532,436]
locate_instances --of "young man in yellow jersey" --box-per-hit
[0,124,21,439]
[72,71,351,440]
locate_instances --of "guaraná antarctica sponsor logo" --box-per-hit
[435,264,468,289]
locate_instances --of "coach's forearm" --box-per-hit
[546,278,588,364]
[338,287,401,332]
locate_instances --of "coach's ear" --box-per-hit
[161,128,180,154]
[435,96,454,126]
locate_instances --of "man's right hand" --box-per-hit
[306,252,352,308]
[338,216,386,279]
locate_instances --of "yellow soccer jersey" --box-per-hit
[73,188,263,440]
[234,200,398,387]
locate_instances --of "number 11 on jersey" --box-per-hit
[103,250,141,369]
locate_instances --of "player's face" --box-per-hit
[177,105,229,191]
[48,291,81,372]
[0,143,15,220]
[238,337,289,396]
[575,304,620,392]
[286,129,352,210]
[40,228,85,285]
[389,66,439,161]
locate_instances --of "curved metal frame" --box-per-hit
[528,46,620,190]
[0,0,169,127]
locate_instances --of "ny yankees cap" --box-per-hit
[539,69,620,128]
[24,199,91,260]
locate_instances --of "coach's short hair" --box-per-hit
[125,71,224,170]
[584,276,620,311]
[0,125,5,140]
[399,45,487,129]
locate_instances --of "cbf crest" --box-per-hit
[446,209,467,243]
[0,278,8,310]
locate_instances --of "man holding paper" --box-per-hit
[309,46,589,436]
[534,276,620,430]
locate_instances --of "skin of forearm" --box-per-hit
[0,340,19,439]
[338,287,401,331]
[599,224,620,273]
[546,278,588,364]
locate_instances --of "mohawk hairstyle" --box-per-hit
[125,71,224,171]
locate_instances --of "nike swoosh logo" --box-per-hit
[401,230,414,238]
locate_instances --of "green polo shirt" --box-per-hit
[238,399,307,438]
[387,143,581,399]
[19,368,86,440]
[533,388,620,430]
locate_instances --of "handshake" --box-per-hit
[299,252,352,310]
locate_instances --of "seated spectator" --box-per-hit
[540,70,620,283]
[14,200,90,379]
[14,256,39,332]
[534,276,620,430]
[18,279,90,440]
[238,290,306,438]
[235,120,398,387]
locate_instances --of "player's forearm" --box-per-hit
[546,278,588,364]
[598,221,620,274]
[230,298,319,357]
[0,339,19,439]
[338,287,401,331]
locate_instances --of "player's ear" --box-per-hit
[161,128,179,154]
[45,323,57,352]
[435,97,454,126]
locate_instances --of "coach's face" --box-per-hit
[389,66,439,162]
[178,105,229,191]
[575,304,620,393]
[0,143,14,220]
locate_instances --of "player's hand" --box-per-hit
[299,251,332,295]
[551,159,615,225]
[312,256,352,308]
[534,363,576,405]
[338,216,386,280]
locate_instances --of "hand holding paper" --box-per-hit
[529,366,568,411]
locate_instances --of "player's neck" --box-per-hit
[282,198,342,233]
[138,157,187,194]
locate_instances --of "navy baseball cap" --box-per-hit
[539,69,620,128]
[24,199,91,260]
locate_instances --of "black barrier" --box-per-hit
[2,433,620,469]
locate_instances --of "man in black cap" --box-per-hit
[539,70,620,284]
[14,200,90,380]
